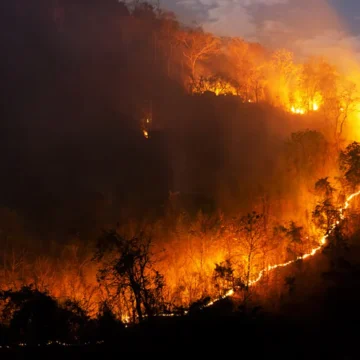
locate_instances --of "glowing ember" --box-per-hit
[139,189,360,316]
[291,106,305,115]
[290,102,319,115]
[247,189,360,286]
[201,189,360,305]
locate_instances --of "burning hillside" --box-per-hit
[2,0,360,352]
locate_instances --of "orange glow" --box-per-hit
[290,101,320,115]
[192,77,238,96]
[143,129,149,138]
[198,189,360,307]
[1,187,359,322]
[246,189,360,286]
[291,106,305,115]
[156,189,360,313]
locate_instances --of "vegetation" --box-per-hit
[2,0,360,356]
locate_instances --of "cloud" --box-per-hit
[191,0,289,38]
[162,0,360,66]
[171,0,289,38]
[205,3,256,39]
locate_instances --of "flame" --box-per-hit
[291,106,305,115]
[290,103,319,115]
[196,189,360,308]
[290,101,320,115]
[148,189,360,316]
[192,78,238,96]
[248,189,360,286]
[143,129,149,138]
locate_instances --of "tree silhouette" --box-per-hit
[339,141,360,191]
[275,221,305,259]
[315,177,336,199]
[312,198,340,235]
[94,230,165,322]
[213,259,234,296]
[0,285,86,344]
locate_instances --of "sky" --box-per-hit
[160,0,360,68]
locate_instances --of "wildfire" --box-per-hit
[248,189,360,286]
[146,189,360,316]
[198,189,360,309]
[290,102,319,115]
[291,106,305,115]
[192,77,238,96]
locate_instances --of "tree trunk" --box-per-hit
[129,276,143,321]
[246,251,252,288]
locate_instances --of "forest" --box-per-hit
[1,0,360,356]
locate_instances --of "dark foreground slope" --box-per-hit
[3,242,360,359]
[2,282,359,359]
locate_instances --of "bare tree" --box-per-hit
[94,230,165,322]
[32,256,55,292]
[233,212,267,288]
[1,247,28,290]
[176,28,221,84]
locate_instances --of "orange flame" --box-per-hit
[98,190,360,321]
[200,189,360,308]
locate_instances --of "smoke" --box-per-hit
[166,0,359,64]
[163,0,360,141]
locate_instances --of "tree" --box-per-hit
[323,224,350,271]
[314,177,336,200]
[226,38,267,102]
[93,230,165,322]
[213,259,234,296]
[249,64,267,103]
[227,38,251,98]
[31,256,55,293]
[95,301,125,342]
[233,212,267,288]
[0,286,86,344]
[323,79,358,148]
[271,49,296,82]
[176,28,221,84]
[270,48,298,106]
[339,141,360,191]
[298,57,322,112]
[312,198,340,235]
[275,221,304,259]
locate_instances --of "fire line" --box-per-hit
[201,189,360,308]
